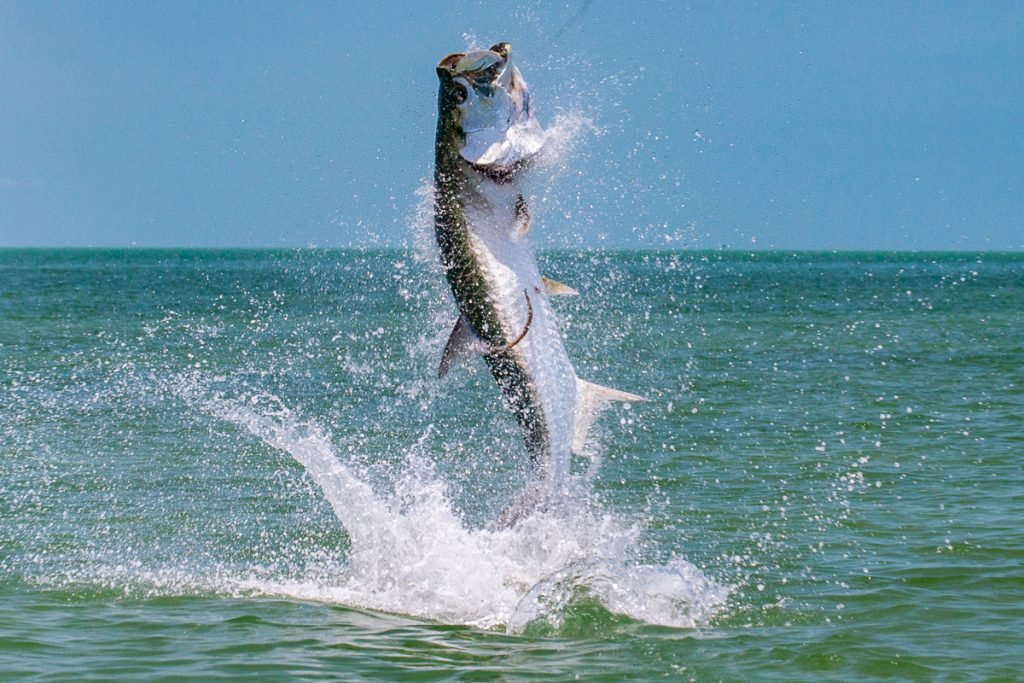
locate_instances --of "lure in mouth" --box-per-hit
[436,43,545,174]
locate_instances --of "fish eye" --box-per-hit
[453,83,468,104]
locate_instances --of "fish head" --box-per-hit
[436,43,545,174]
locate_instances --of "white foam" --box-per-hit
[200,393,729,632]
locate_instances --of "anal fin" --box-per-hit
[572,379,645,455]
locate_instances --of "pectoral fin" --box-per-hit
[572,379,646,455]
[542,277,579,296]
[513,195,532,238]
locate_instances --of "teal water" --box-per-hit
[1,248,1022,680]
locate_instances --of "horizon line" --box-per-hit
[2,245,1022,256]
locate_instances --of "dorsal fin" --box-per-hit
[438,290,534,378]
[438,315,483,378]
[572,379,645,455]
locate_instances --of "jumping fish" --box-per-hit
[433,42,643,502]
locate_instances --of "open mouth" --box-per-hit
[439,42,511,82]
[440,43,545,172]
[454,46,509,85]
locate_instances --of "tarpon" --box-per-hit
[433,42,642,501]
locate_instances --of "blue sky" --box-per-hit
[1,1,1022,250]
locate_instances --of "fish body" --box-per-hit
[433,43,641,487]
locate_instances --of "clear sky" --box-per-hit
[1,1,1022,250]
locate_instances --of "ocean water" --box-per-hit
[1,248,1021,680]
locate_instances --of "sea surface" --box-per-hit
[1,248,1021,681]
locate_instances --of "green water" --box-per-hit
[1,249,1022,680]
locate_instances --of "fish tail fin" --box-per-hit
[572,378,646,455]
[491,480,549,529]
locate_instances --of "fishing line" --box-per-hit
[550,0,593,44]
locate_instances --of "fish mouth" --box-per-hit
[437,43,545,173]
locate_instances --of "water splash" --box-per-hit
[536,111,602,172]
[508,558,727,635]
[205,391,728,631]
